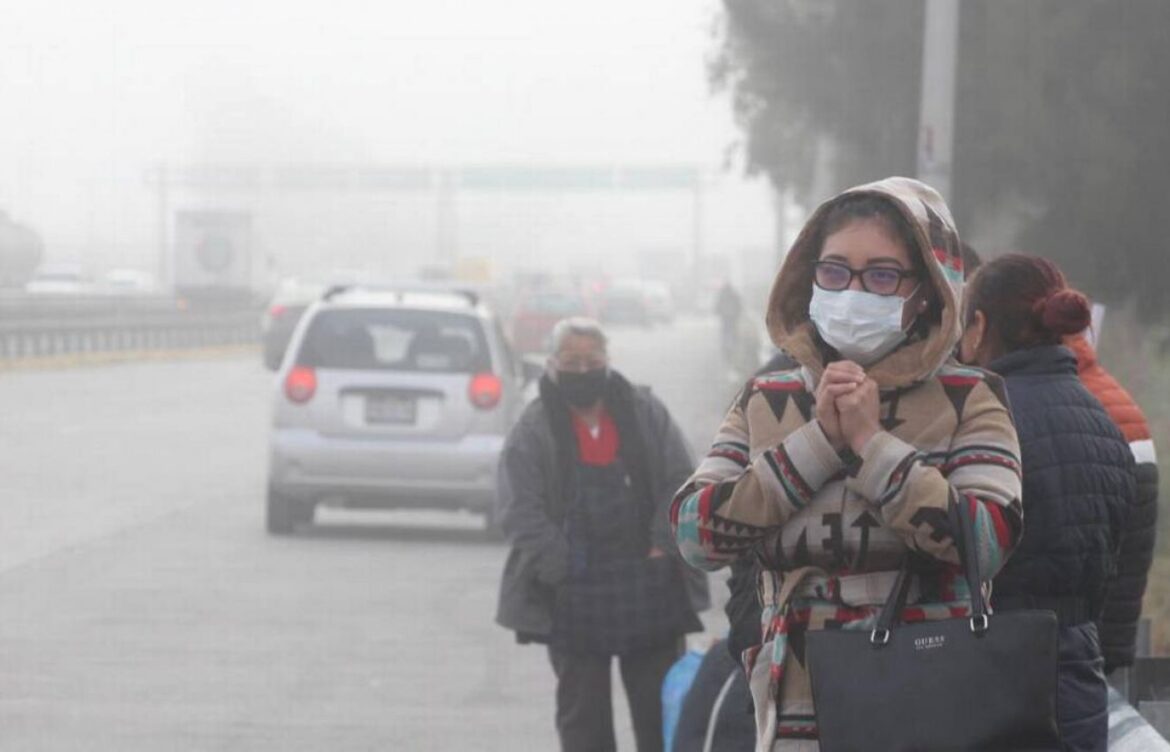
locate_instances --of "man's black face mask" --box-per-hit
[558,369,607,408]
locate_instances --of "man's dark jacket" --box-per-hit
[495,370,710,639]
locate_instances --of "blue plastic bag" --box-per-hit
[662,649,705,752]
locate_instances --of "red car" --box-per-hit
[510,290,590,355]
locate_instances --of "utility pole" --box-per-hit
[155,163,170,292]
[435,170,458,270]
[691,171,705,268]
[917,0,960,202]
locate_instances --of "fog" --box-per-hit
[0,0,774,284]
[6,2,1169,749]
[0,3,774,749]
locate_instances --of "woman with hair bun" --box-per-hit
[961,253,1137,752]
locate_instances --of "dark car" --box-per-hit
[599,280,652,326]
[509,290,589,355]
[261,279,326,370]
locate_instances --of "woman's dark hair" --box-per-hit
[812,194,940,323]
[961,242,982,279]
[818,195,923,272]
[966,253,1091,351]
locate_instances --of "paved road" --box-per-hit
[0,316,737,751]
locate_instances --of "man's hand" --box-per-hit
[647,546,667,559]
[836,376,881,454]
[817,361,866,451]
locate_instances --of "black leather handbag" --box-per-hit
[805,503,1062,751]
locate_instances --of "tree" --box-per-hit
[711,0,926,206]
[953,1,1170,319]
[714,0,1170,318]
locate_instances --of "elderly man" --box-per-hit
[495,317,708,752]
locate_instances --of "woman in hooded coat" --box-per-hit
[670,177,1024,751]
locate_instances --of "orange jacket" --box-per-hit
[1066,334,1151,444]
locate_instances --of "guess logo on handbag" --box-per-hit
[914,635,946,651]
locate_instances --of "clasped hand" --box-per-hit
[815,360,881,454]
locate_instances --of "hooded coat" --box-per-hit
[670,177,1024,750]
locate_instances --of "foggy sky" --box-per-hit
[0,0,770,273]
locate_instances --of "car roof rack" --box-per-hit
[321,284,479,307]
[321,284,352,301]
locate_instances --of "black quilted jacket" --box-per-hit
[988,346,1136,621]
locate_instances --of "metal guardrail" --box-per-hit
[0,312,259,360]
[1,290,174,313]
[0,292,260,361]
[1109,619,1170,742]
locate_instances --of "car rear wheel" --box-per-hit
[262,347,283,371]
[267,487,314,535]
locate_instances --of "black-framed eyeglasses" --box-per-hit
[813,261,916,296]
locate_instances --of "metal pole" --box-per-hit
[155,163,170,292]
[691,172,705,267]
[435,170,459,271]
[917,0,960,202]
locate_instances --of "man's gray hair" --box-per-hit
[549,317,608,356]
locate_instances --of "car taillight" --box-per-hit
[284,366,317,404]
[269,304,288,318]
[469,372,503,410]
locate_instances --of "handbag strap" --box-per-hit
[874,560,915,636]
[951,495,989,626]
[872,497,989,644]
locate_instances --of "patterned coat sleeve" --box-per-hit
[669,371,1025,577]
[845,372,1024,575]
[669,381,847,571]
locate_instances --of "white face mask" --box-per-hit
[809,286,916,365]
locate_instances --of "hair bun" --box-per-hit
[1039,289,1091,336]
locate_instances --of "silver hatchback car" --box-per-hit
[266,286,536,534]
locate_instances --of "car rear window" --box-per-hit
[296,309,490,373]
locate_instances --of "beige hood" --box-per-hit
[765,176,966,388]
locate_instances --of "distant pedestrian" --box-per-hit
[715,282,743,356]
[495,317,709,752]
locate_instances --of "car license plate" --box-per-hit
[365,395,416,424]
